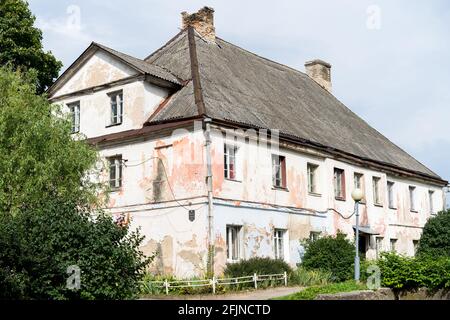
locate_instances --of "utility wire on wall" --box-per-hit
[121,156,207,211]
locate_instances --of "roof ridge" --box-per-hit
[144,29,186,62]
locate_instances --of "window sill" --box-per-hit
[308,192,322,197]
[335,196,346,202]
[389,206,397,210]
[108,187,122,193]
[410,209,418,213]
[272,186,289,192]
[374,203,384,208]
[106,122,122,128]
[225,178,242,183]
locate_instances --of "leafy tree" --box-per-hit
[0,198,150,299]
[0,66,99,215]
[417,209,450,258]
[300,232,355,282]
[0,0,62,93]
[0,67,151,299]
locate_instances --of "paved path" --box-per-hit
[141,286,303,300]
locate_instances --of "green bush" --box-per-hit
[300,232,355,282]
[377,252,450,290]
[417,210,450,258]
[224,257,292,278]
[0,199,151,299]
[289,267,332,286]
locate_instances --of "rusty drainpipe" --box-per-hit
[204,117,214,276]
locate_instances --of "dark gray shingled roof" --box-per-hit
[143,29,442,180]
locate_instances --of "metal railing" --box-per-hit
[145,272,288,295]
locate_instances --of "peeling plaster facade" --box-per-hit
[49,38,446,279]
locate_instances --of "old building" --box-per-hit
[47,7,447,278]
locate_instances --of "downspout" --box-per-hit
[204,117,214,276]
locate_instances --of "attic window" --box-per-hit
[108,90,123,126]
[67,101,80,133]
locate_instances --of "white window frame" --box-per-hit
[272,154,286,188]
[109,90,123,126]
[334,168,345,199]
[428,190,434,214]
[108,155,122,189]
[224,144,238,180]
[375,236,384,259]
[68,101,80,133]
[390,238,397,252]
[309,231,321,242]
[372,177,382,205]
[409,186,416,212]
[307,163,319,194]
[226,225,242,262]
[387,181,395,209]
[273,229,285,260]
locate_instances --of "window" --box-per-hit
[390,238,397,252]
[372,177,382,205]
[387,181,395,209]
[272,155,286,188]
[353,173,365,202]
[68,101,80,133]
[307,163,319,194]
[224,144,237,180]
[429,190,434,214]
[333,168,345,200]
[309,231,321,242]
[273,229,285,260]
[109,91,123,125]
[376,237,384,259]
[108,155,122,189]
[409,186,416,211]
[226,225,241,262]
[413,240,419,255]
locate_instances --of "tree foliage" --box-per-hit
[0,67,151,299]
[300,232,355,282]
[0,0,62,93]
[417,209,450,258]
[0,66,100,215]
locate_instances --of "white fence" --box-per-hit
[145,272,288,295]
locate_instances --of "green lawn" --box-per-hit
[274,281,368,300]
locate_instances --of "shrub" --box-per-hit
[289,267,332,286]
[417,210,450,258]
[300,231,355,282]
[224,257,292,278]
[0,199,151,299]
[377,252,450,290]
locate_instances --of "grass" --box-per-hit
[274,281,368,300]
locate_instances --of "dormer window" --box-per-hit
[108,90,123,126]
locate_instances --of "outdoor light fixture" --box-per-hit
[352,188,363,281]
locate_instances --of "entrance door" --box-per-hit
[358,234,368,259]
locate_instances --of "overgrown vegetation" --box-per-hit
[376,252,450,291]
[289,267,332,287]
[275,281,367,300]
[0,67,150,299]
[416,210,450,258]
[300,232,355,282]
[223,257,292,278]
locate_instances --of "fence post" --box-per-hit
[212,276,216,294]
[284,271,288,286]
[254,273,258,289]
[164,280,169,295]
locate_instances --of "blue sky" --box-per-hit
[29,1,450,188]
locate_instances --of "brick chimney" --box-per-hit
[181,7,215,42]
[304,59,332,92]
